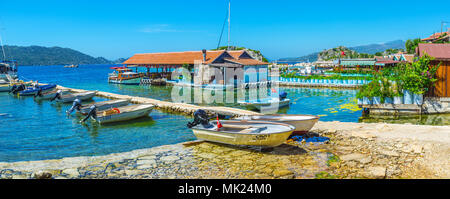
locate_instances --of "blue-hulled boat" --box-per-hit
[18,84,57,96]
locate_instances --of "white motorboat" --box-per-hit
[0,84,10,92]
[92,104,154,124]
[34,90,70,100]
[236,114,320,135]
[55,91,97,103]
[79,99,130,115]
[0,81,33,92]
[238,98,291,111]
[190,120,295,147]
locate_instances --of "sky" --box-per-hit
[0,0,449,60]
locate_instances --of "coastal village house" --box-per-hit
[339,52,414,71]
[123,50,269,86]
[416,43,450,97]
[421,30,450,43]
[339,58,399,71]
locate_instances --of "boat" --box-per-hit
[90,104,154,124]
[0,61,18,81]
[54,91,97,103]
[0,84,11,92]
[238,98,291,111]
[108,67,144,85]
[64,64,78,68]
[0,81,33,92]
[235,114,320,135]
[190,120,295,147]
[1,30,19,81]
[78,99,130,115]
[34,89,69,100]
[17,84,57,96]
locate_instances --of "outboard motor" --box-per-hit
[66,99,82,115]
[34,88,43,98]
[187,109,212,128]
[10,84,26,95]
[279,91,288,101]
[50,90,63,102]
[81,105,97,123]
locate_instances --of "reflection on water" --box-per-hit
[0,92,194,162]
[360,114,450,126]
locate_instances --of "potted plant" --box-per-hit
[400,54,439,105]
[367,80,382,105]
[392,82,403,104]
[381,78,393,104]
[356,86,365,105]
[361,84,372,105]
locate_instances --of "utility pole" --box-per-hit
[0,33,6,61]
[227,0,231,51]
[442,21,449,34]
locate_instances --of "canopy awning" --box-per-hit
[340,59,376,66]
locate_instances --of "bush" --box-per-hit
[400,53,439,94]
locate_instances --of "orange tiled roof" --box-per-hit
[402,54,415,63]
[422,31,449,41]
[123,50,268,66]
[123,50,226,65]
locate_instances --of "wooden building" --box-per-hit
[417,43,450,97]
[123,50,269,86]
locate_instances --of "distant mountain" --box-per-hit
[113,58,129,64]
[349,40,405,54]
[278,40,406,62]
[277,52,319,63]
[0,45,115,66]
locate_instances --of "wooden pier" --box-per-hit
[361,104,423,115]
[56,85,261,118]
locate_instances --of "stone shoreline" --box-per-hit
[1,121,448,179]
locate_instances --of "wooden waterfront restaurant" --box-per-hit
[123,50,269,86]
[417,43,450,97]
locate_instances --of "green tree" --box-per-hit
[405,38,422,54]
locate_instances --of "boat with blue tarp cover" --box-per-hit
[17,84,57,96]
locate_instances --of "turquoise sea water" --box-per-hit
[0,64,364,162]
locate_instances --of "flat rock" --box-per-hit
[160,156,180,162]
[340,153,366,162]
[137,159,156,166]
[379,150,400,157]
[273,169,294,177]
[350,131,377,139]
[366,166,386,179]
[62,168,79,177]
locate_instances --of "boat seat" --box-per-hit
[221,124,253,129]
[238,127,268,134]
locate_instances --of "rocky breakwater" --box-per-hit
[313,121,450,179]
[0,141,334,179]
[0,121,448,179]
